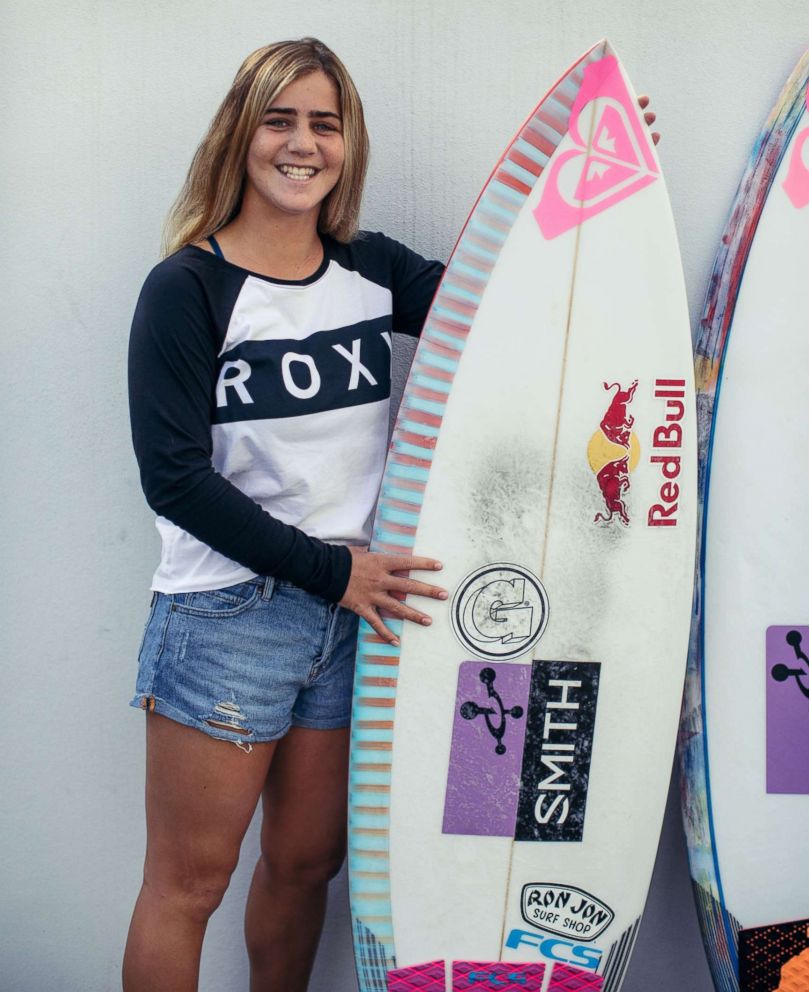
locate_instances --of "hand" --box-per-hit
[339,546,447,645]
[637,94,660,145]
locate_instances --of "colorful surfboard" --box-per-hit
[679,48,809,992]
[349,40,696,992]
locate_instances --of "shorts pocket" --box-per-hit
[171,579,261,618]
[136,591,159,660]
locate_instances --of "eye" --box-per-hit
[263,117,290,129]
[313,121,341,134]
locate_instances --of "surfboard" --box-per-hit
[678,48,809,992]
[349,39,696,992]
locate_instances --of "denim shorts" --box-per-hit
[129,575,359,748]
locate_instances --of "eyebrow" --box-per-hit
[264,107,342,121]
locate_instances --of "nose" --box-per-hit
[286,122,317,156]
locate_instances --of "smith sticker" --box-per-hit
[515,660,601,842]
[443,660,600,842]
[521,883,614,941]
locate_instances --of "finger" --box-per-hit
[379,596,433,627]
[387,577,448,601]
[652,131,661,146]
[637,94,650,109]
[380,555,444,573]
[644,111,656,126]
[360,607,400,646]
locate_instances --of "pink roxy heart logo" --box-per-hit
[534,55,659,239]
[782,84,809,209]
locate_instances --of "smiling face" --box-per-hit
[241,70,345,228]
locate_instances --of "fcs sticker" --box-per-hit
[452,961,546,989]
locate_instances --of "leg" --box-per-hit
[244,726,350,992]
[123,713,278,992]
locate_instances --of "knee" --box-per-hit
[261,843,346,888]
[142,856,237,924]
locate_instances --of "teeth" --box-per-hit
[279,165,317,180]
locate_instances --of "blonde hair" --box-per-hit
[162,38,369,255]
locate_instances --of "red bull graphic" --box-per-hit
[588,380,639,526]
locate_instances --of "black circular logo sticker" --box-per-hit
[451,563,549,660]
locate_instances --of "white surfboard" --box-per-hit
[679,48,809,992]
[349,40,696,992]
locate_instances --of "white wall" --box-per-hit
[2,1,807,989]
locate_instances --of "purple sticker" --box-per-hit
[387,960,445,991]
[443,661,532,836]
[766,626,809,794]
[453,960,545,989]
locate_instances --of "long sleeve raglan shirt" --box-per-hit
[128,232,444,603]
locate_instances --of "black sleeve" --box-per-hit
[127,256,352,602]
[367,233,445,337]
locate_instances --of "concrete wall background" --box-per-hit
[2,1,807,989]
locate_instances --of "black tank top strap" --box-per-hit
[207,234,224,259]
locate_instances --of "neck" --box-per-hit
[216,200,325,280]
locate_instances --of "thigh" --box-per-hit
[143,712,277,880]
[259,726,350,870]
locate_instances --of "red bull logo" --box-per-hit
[588,380,640,526]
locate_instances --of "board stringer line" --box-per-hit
[494,71,602,965]
[348,39,629,992]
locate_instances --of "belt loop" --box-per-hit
[260,575,276,601]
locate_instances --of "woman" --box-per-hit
[124,37,660,991]
[124,38,448,992]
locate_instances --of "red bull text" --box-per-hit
[647,378,685,527]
